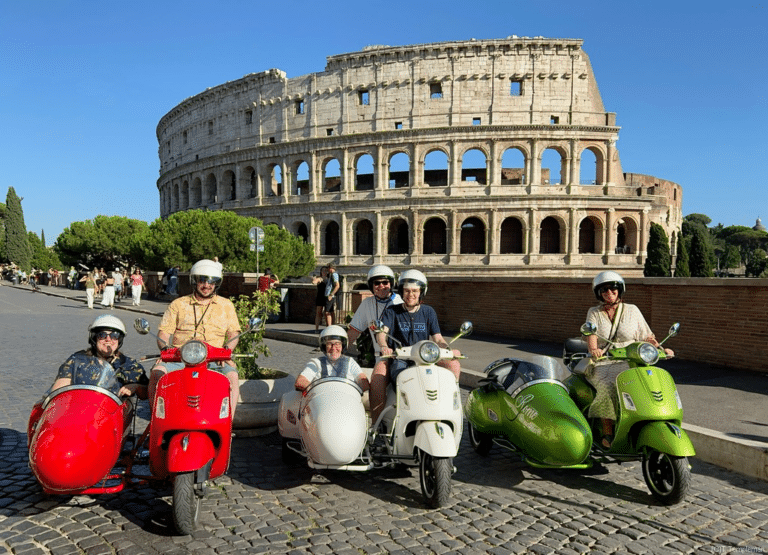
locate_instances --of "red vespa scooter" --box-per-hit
[132,316,259,535]
[28,361,135,495]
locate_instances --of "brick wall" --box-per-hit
[280,277,767,373]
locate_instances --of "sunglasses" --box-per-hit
[96,331,122,341]
[600,285,619,294]
[372,280,390,286]
[196,276,221,285]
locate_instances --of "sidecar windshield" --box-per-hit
[506,355,570,396]
[71,359,121,396]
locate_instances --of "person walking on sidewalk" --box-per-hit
[130,269,144,306]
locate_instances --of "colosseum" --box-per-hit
[156,36,682,287]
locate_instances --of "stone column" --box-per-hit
[489,209,499,255]
[376,144,386,194]
[340,211,349,265]
[528,207,538,257]
[341,147,350,200]
[310,151,318,202]
[449,210,459,256]
[568,207,578,261]
[605,208,615,255]
[280,161,289,201]
[640,209,649,257]
[374,211,384,261]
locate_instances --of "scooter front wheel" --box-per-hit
[642,451,691,505]
[468,422,493,456]
[419,450,452,509]
[173,472,201,535]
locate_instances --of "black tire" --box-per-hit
[282,438,303,465]
[419,450,452,509]
[642,451,691,505]
[468,422,493,456]
[173,472,201,535]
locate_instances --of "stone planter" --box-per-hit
[233,372,293,436]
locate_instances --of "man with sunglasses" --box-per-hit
[51,315,148,398]
[149,259,242,415]
[347,265,403,366]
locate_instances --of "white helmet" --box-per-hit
[190,259,222,289]
[592,271,625,301]
[88,314,126,350]
[366,264,395,292]
[319,325,347,353]
[398,269,428,300]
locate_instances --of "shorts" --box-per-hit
[389,359,412,383]
[324,298,336,313]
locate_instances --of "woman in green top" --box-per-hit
[80,272,96,309]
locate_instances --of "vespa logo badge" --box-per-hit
[426,368,432,375]
[487,409,499,423]
[192,371,199,379]
[646,369,653,376]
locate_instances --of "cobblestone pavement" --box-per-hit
[1,284,767,554]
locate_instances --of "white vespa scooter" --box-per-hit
[279,321,472,508]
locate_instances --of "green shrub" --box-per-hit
[232,290,281,379]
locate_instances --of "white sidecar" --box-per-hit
[278,377,369,468]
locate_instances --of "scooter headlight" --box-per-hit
[418,341,441,364]
[638,342,660,365]
[180,341,208,366]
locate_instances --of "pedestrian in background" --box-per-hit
[80,271,96,309]
[130,268,144,306]
[323,263,340,326]
[311,267,328,333]
[113,268,123,302]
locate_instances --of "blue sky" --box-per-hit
[1,1,765,243]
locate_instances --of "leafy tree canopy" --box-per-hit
[28,232,63,271]
[684,213,712,227]
[130,210,315,278]
[55,215,149,270]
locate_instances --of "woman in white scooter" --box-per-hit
[585,271,674,449]
[294,326,370,394]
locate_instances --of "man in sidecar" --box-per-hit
[51,314,148,398]
[295,326,370,393]
[371,269,461,425]
[149,259,241,415]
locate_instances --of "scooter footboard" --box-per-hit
[637,422,696,457]
[166,431,216,473]
[414,421,459,458]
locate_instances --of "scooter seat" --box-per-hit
[563,337,589,370]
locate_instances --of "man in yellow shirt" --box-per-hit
[149,259,241,416]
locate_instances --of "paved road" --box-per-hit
[1,284,767,554]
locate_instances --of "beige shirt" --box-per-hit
[158,294,241,348]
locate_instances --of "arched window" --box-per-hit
[540,217,561,254]
[181,180,189,209]
[294,161,309,195]
[268,165,282,196]
[423,218,447,254]
[460,217,486,254]
[461,149,487,184]
[500,217,524,253]
[205,174,217,204]
[579,218,597,253]
[424,150,448,187]
[223,170,236,201]
[296,222,309,243]
[501,148,526,184]
[324,221,340,255]
[388,152,410,188]
[388,218,409,255]
[354,220,373,255]
[191,177,202,207]
[541,149,564,185]
[579,148,598,185]
[355,154,374,191]
[323,158,341,192]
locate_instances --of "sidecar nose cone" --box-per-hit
[544,412,592,465]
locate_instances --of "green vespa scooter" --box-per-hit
[565,322,695,505]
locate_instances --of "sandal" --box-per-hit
[600,434,613,449]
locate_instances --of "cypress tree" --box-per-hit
[674,235,690,277]
[4,187,31,270]
[644,223,671,277]
[689,227,714,277]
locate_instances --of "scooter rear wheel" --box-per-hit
[419,450,452,509]
[642,451,691,505]
[173,472,201,535]
[468,422,493,456]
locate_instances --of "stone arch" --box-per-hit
[322,157,341,192]
[539,215,564,254]
[323,220,340,255]
[205,173,217,204]
[266,164,282,197]
[354,153,375,191]
[541,145,568,185]
[387,217,410,255]
[424,148,449,187]
[191,177,202,207]
[172,182,179,212]
[181,180,189,209]
[290,220,310,242]
[292,160,310,195]
[423,217,447,254]
[241,165,256,199]
[222,169,236,201]
[460,147,488,184]
[579,146,603,185]
[460,216,486,254]
[616,216,639,254]
[500,216,524,254]
[578,216,604,254]
[388,151,410,188]
[353,218,374,255]
[500,147,527,185]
